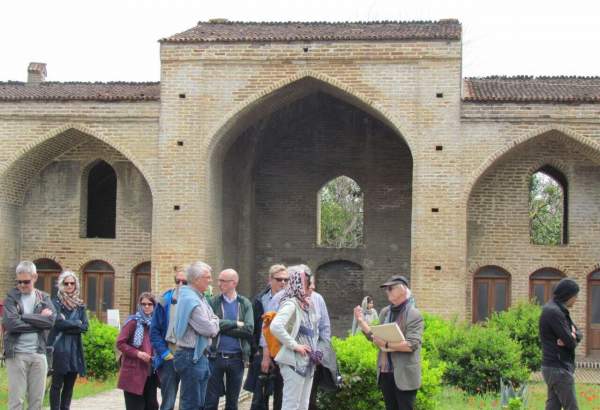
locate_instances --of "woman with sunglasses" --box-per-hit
[353,275,423,410]
[117,292,159,410]
[48,270,88,410]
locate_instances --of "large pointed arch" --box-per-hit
[206,71,415,164]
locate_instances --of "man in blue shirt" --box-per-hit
[205,269,254,410]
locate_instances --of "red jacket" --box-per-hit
[117,319,153,395]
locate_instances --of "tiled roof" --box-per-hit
[464,77,600,104]
[160,20,461,43]
[0,82,160,102]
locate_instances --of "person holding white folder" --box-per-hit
[353,275,423,410]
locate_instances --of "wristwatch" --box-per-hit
[385,341,389,349]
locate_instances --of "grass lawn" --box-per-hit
[437,382,600,409]
[0,365,116,407]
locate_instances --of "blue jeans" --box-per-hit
[205,354,245,410]
[173,348,210,410]
[157,359,180,410]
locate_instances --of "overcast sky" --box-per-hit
[1,0,598,82]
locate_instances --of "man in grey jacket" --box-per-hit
[354,275,423,410]
[2,260,56,410]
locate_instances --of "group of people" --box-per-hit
[0,258,585,410]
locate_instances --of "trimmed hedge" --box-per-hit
[487,301,542,372]
[82,314,119,380]
[318,334,445,410]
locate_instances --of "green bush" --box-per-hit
[422,312,455,366]
[437,324,529,394]
[82,314,119,380]
[487,301,542,372]
[318,333,445,410]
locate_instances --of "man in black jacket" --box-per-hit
[539,278,582,410]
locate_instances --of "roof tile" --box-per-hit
[0,82,160,102]
[160,20,462,43]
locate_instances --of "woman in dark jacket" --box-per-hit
[49,270,88,410]
[117,292,159,410]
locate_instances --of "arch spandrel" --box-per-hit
[0,124,154,205]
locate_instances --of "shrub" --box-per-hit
[487,301,542,372]
[422,312,455,366]
[82,314,119,380]
[437,324,529,394]
[318,333,445,410]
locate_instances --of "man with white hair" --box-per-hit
[205,268,254,410]
[2,260,56,410]
[172,261,220,410]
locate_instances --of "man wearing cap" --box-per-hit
[354,275,423,410]
[539,278,582,410]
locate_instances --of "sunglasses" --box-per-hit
[218,279,235,283]
[175,279,188,285]
[385,285,399,292]
[140,302,154,307]
[273,277,289,283]
[64,282,76,287]
[16,280,31,285]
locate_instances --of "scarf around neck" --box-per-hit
[125,308,153,348]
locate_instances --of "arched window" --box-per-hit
[34,258,62,299]
[529,165,567,245]
[317,176,363,248]
[131,261,151,312]
[83,260,115,321]
[472,266,511,322]
[588,270,600,354]
[86,161,117,238]
[530,268,565,305]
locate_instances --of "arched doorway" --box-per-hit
[34,258,62,299]
[530,268,565,305]
[588,270,600,356]
[316,260,363,336]
[472,266,511,322]
[131,261,151,313]
[82,260,115,321]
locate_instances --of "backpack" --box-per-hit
[261,311,281,358]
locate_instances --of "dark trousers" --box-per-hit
[49,372,77,410]
[250,364,283,410]
[123,373,159,410]
[379,373,417,410]
[308,364,323,410]
[542,366,579,410]
[205,354,245,410]
[157,359,180,410]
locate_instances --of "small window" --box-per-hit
[472,266,511,322]
[529,166,567,245]
[86,161,117,238]
[317,176,363,248]
[530,268,565,305]
[131,262,151,312]
[34,258,61,299]
[83,260,115,321]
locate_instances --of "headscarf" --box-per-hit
[125,292,155,348]
[280,265,310,311]
[56,271,84,310]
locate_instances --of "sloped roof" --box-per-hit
[160,20,462,43]
[0,82,160,102]
[464,76,600,103]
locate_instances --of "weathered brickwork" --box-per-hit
[1,23,599,353]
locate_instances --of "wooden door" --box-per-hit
[84,271,114,322]
[588,272,600,355]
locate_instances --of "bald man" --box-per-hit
[205,269,254,410]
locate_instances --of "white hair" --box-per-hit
[16,261,37,276]
[57,270,80,293]
[186,261,212,283]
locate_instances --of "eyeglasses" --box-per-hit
[273,277,289,283]
[218,279,234,283]
[64,282,76,287]
[175,279,188,285]
[140,302,154,307]
[384,285,398,292]
[16,280,31,285]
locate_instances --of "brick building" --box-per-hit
[1,20,600,355]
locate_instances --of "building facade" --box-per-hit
[1,20,600,354]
